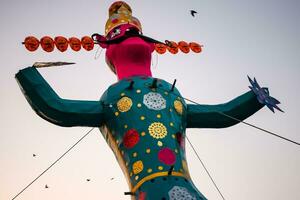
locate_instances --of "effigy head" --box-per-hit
[96,1,155,80]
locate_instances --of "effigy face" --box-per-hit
[100,77,206,199]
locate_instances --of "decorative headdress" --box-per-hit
[105,1,142,37]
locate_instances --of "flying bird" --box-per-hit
[190,10,197,17]
[86,179,91,182]
[32,154,36,157]
[45,184,49,189]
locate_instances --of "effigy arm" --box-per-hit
[15,67,105,127]
[186,90,264,128]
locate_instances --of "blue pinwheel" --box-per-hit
[248,76,284,113]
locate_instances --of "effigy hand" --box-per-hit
[248,76,283,113]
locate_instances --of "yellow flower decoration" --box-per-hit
[174,100,183,115]
[148,122,167,139]
[132,160,144,174]
[117,97,132,112]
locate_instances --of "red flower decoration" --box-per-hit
[123,129,140,148]
[158,147,176,166]
[138,191,146,200]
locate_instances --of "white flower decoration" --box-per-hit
[168,186,197,200]
[143,92,166,110]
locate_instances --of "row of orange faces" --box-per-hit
[23,36,94,52]
[155,41,202,54]
[23,36,202,54]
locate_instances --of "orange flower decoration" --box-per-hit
[117,97,132,112]
[174,100,184,115]
[132,160,144,174]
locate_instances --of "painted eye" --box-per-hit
[110,28,121,39]
[125,28,140,35]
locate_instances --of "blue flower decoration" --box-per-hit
[248,76,283,113]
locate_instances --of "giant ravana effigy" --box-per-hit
[16,1,282,199]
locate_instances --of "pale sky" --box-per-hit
[1,0,300,200]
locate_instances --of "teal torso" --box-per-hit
[100,76,206,199]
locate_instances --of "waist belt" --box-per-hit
[132,171,187,193]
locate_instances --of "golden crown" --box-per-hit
[105,1,142,36]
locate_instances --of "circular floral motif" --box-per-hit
[174,100,183,115]
[143,92,166,110]
[148,122,167,139]
[123,129,140,148]
[168,186,196,200]
[117,96,132,112]
[158,147,176,166]
[132,160,144,174]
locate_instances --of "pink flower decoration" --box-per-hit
[158,147,176,166]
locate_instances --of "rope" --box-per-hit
[186,136,226,200]
[182,96,300,146]
[151,52,159,70]
[94,46,103,60]
[11,128,95,200]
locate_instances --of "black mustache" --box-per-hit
[92,32,168,46]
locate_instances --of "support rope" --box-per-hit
[186,136,226,200]
[182,96,300,146]
[11,128,95,200]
